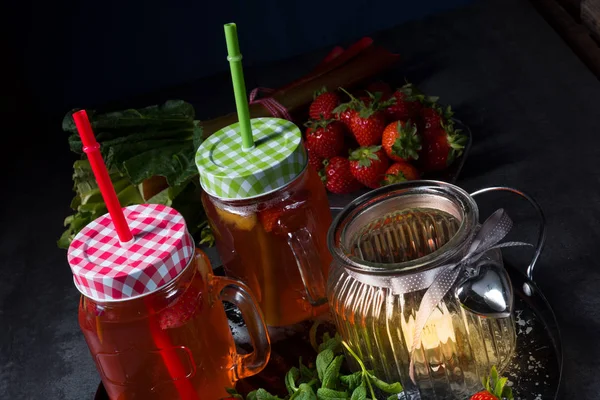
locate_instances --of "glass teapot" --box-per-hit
[326,181,544,399]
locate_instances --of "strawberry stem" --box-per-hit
[349,145,382,168]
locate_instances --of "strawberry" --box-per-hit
[159,288,202,329]
[470,392,498,400]
[350,110,387,146]
[83,297,100,316]
[385,83,432,121]
[421,103,453,130]
[470,366,513,400]
[339,108,356,125]
[349,146,390,189]
[304,119,346,159]
[258,195,310,233]
[307,150,325,173]
[381,120,422,162]
[309,87,340,120]
[323,156,363,194]
[335,107,356,129]
[82,298,119,320]
[258,208,282,233]
[420,119,467,172]
[383,162,420,185]
[333,94,359,130]
[345,90,395,146]
[303,129,323,172]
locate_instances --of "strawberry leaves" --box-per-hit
[313,86,329,100]
[349,146,383,168]
[391,121,421,160]
[349,146,389,188]
[443,120,468,165]
[478,366,514,400]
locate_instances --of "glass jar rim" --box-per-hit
[327,181,479,276]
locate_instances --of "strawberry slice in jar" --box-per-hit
[257,190,310,234]
[158,286,203,330]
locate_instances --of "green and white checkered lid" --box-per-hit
[195,118,307,199]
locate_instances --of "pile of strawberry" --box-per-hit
[304,82,468,194]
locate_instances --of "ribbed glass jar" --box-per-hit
[327,182,516,399]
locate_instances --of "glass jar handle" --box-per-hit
[470,186,546,296]
[211,276,271,380]
[286,227,328,306]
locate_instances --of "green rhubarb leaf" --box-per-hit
[64,100,202,187]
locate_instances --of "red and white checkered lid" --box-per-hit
[67,204,195,302]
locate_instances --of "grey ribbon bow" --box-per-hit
[408,209,530,382]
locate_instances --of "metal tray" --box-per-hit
[224,262,562,400]
[94,261,562,400]
[95,128,563,399]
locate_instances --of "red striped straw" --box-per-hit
[72,110,133,244]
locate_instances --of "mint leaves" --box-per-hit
[245,324,403,400]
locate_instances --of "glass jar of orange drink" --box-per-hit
[196,118,332,327]
[67,204,270,400]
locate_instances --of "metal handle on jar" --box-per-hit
[470,186,546,296]
[211,275,271,380]
[287,227,328,306]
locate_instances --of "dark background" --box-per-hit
[4,0,600,398]
[4,0,472,120]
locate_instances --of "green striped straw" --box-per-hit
[224,23,254,150]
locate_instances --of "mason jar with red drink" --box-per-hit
[68,204,271,399]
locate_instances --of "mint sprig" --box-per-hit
[243,324,403,400]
